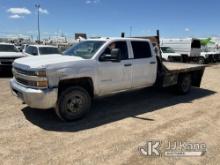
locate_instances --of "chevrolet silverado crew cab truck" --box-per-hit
[0,43,25,70]
[10,38,205,121]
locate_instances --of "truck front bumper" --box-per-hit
[10,78,58,109]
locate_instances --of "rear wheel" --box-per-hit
[55,86,91,121]
[176,74,191,94]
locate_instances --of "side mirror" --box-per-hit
[100,48,121,62]
[110,48,121,61]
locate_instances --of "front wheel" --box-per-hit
[176,74,191,94]
[55,86,91,121]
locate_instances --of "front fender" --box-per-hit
[47,67,97,89]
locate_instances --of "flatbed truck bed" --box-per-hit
[158,61,205,88]
[163,62,205,73]
[134,30,206,89]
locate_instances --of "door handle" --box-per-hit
[124,63,132,67]
[150,61,156,64]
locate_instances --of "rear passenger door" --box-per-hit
[130,41,157,88]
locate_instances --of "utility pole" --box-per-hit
[129,26,133,37]
[35,4,40,43]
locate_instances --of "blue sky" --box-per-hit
[0,0,220,39]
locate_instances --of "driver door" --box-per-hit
[97,41,132,95]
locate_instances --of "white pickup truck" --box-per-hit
[0,43,25,70]
[160,46,181,61]
[10,38,205,121]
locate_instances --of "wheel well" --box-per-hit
[58,77,94,97]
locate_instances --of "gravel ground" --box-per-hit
[0,65,220,165]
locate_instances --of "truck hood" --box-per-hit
[13,54,83,69]
[0,52,25,58]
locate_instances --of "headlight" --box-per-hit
[35,70,47,77]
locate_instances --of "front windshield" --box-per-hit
[63,41,105,59]
[161,47,175,53]
[0,44,18,52]
[39,47,60,55]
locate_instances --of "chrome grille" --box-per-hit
[13,66,47,88]
[14,67,36,76]
[15,77,37,87]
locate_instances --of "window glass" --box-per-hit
[131,41,152,59]
[39,47,60,55]
[26,46,38,55]
[32,47,38,55]
[191,40,201,48]
[25,46,33,54]
[0,45,18,52]
[161,47,175,53]
[64,41,105,59]
[103,41,129,60]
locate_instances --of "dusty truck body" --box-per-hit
[0,43,26,70]
[10,36,205,121]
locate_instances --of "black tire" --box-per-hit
[55,86,91,121]
[198,57,205,64]
[176,74,191,94]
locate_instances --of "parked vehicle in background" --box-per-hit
[200,50,220,63]
[0,43,26,69]
[160,38,205,63]
[20,44,29,53]
[23,45,61,56]
[160,46,181,61]
[15,44,22,52]
[10,35,206,121]
[200,38,220,62]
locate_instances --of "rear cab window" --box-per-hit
[131,41,152,59]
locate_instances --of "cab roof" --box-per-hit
[87,37,151,42]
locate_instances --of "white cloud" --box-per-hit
[185,28,190,32]
[85,0,100,4]
[9,14,23,19]
[86,0,92,4]
[39,8,49,14]
[7,7,31,15]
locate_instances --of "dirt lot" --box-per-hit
[0,65,220,165]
